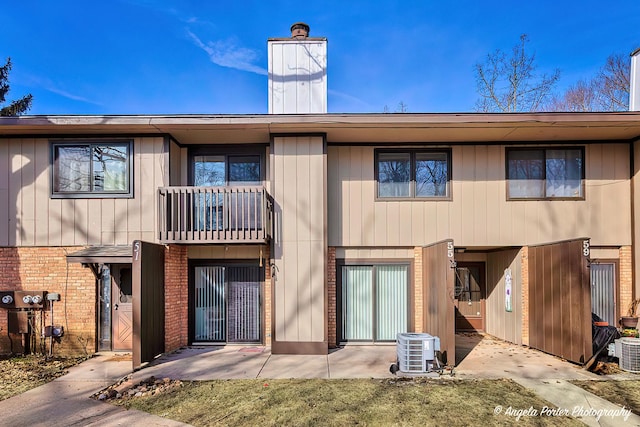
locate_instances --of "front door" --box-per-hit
[454,263,486,331]
[111,265,133,351]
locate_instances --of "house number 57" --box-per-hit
[582,240,590,257]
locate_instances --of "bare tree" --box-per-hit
[474,35,560,112]
[546,80,599,112]
[382,101,409,113]
[595,53,629,111]
[0,58,33,116]
[548,53,630,112]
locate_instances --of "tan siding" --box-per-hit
[187,245,265,259]
[169,140,181,186]
[86,199,102,245]
[8,140,21,246]
[272,136,326,345]
[34,141,50,245]
[20,139,36,246]
[1,137,167,247]
[328,143,631,248]
[485,249,523,345]
[0,139,9,244]
[335,248,414,259]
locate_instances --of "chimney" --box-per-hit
[268,23,327,114]
[290,22,310,38]
[631,47,640,111]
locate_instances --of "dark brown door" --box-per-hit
[112,265,133,351]
[454,263,486,331]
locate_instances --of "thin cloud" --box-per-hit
[25,75,102,106]
[46,86,102,105]
[328,89,371,109]
[187,30,267,76]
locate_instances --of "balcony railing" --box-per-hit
[158,186,273,244]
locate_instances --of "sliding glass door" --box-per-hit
[193,265,261,343]
[341,264,409,342]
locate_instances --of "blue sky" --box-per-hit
[1,1,639,115]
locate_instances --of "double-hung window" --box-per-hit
[52,141,132,197]
[506,147,584,199]
[376,149,451,199]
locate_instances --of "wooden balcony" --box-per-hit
[158,186,273,244]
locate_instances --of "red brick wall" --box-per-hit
[619,246,633,319]
[164,245,188,351]
[520,246,530,347]
[413,247,423,333]
[327,247,337,348]
[263,245,272,347]
[0,247,95,356]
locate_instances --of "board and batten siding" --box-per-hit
[328,144,631,248]
[485,248,523,346]
[271,136,326,347]
[0,137,167,247]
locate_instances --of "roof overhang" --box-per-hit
[66,245,132,264]
[2,112,640,144]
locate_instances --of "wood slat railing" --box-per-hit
[158,186,273,244]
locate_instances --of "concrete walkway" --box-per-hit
[130,345,399,381]
[1,334,638,426]
[0,354,187,427]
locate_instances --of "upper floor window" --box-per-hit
[506,147,584,199]
[52,141,132,198]
[189,145,265,186]
[193,155,261,186]
[375,149,451,199]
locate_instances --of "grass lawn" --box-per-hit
[0,355,87,401]
[571,380,640,416]
[115,378,582,426]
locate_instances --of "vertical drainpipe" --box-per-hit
[630,48,640,303]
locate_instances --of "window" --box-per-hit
[507,148,584,199]
[192,154,262,186]
[376,149,450,199]
[52,142,132,197]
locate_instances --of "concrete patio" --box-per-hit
[1,333,638,427]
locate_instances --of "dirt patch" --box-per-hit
[109,378,582,426]
[107,353,132,362]
[0,355,88,401]
[571,380,640,416]
[93,375,184,401]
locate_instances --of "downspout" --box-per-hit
[630,48,640,304]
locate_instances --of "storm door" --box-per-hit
[454,263,486,331]
[590,262,617,327]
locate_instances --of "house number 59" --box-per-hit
[582,240,590,257]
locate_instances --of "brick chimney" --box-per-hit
[267,23,327,114]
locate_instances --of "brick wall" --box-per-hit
[413,247,423,333]
[263,246,272,346]
[164,245,188,351]
[0,247,95,356]
[619,246,634,319]
[520,246,529,346]
[327,247,337,348]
